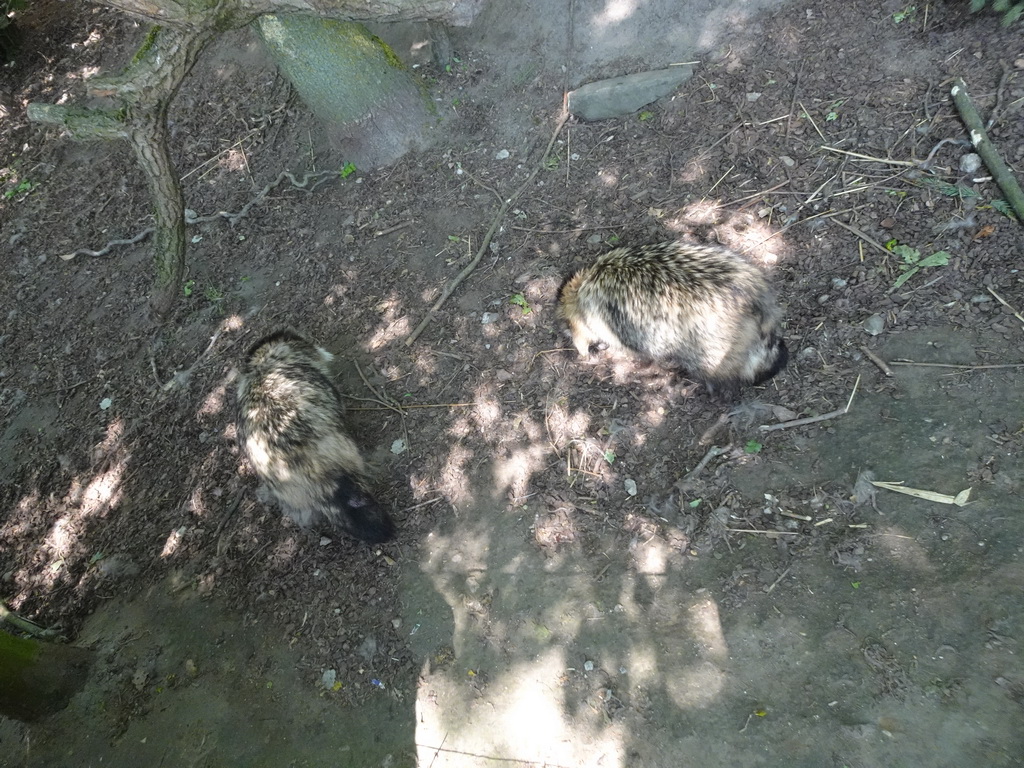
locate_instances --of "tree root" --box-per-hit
[57,169,341,261]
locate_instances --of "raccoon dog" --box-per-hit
[236,329,395,544]
[557,242,788,392]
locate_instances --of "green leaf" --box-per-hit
[891,243,920,263]
[989,199,1017,219]
[688,498,702,508]
[603,450,615,464]
[744,440,763,454]
[340,162,357,178]
[509,293,532,314]
[851,581,861,589]
[639,111,654,121]
[916,251,950,268]
[891,266,920,290]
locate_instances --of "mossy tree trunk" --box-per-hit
[0,630,94,722]
[257,15,432,168]
[27,0,479,322]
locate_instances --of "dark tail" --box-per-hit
[330,474,396,544]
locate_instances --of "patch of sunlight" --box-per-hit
[70,30,103,50]
[42,457,125,582]
[676,156,710,185]
[492,443,549,502]
[160,525,186,558]
[222,314,245,332]
[625,643,659,687]
[198,380,229,418]
[416,648,625,767]
[593,0,639,25]
[2,491,40,539]
[421,527,493,655]
[876,525,935,573]
[435,444,473,506]
[366,296,411,351]
[597,167,620,187]
[70,65,100,81]
[631,534,669,575]
[218,147,248,172]
[639,402,667,428]
[688,597,729,663]
[544,399,591,449]
[664,659,727,709]
[471,382,502,430]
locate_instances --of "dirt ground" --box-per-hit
[2,0,1024,766]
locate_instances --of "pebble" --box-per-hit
[862,314,885,336]
[321,669,337,689]
[959,153,982,173]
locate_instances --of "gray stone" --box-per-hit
[567,66,695,121]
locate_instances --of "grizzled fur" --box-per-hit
[557,242,788,392]
[236,329,395,544]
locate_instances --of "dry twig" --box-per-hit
[759,375,860,432]
[860,345,894,377]
[406,108,571,346]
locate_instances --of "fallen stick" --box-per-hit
[950,77,1024,224]
[0,601,62,640]
[759,375,860,432]
[987,286,1024,327]
[678,444,732,485]
[889,361,1024,370]
[870,481,972,507]
[860,345,894,377]
[405,108,570,346]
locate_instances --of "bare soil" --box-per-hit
[1,0,1023,766]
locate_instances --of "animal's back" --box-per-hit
[236,330,393,543]
[557,242,787,390]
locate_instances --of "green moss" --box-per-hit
[369,34,406,71]
[131,25,161,66]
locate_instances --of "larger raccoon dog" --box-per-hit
[557,242,788,392]
[236,330,395,544]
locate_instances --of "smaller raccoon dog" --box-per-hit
[236,329,395,544]
[557,241,788,393]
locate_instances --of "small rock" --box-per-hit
[481,312,500,324]
[321,669,337,689]
[862,314,885,336]
[624,479,638,496]
[817,294,831,305]
[319,536,333,547]
[779,155,796,168]
[880,217,895,229]
[831,278,848,289]
[494,149,510,160]
[746,92,762,102]
[970,294,993,304]
[959,153,983,173]
[583,660,595,672]
[567,66,695,121]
